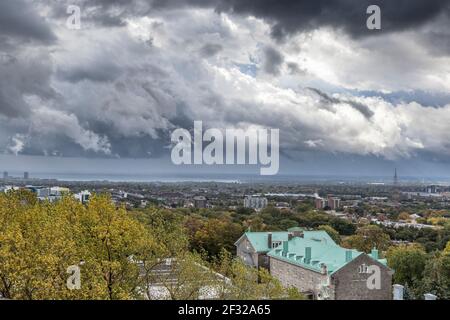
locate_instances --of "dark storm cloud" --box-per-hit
[0,52,56,118]
[200,43,223,57]
[215,0,450,40]
[262,46,284,75]
[0,0,56,43]
[307,88,374,119]
[57,61,123,83]
[45,0,449,39]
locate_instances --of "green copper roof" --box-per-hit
[239,230,337,253]
[267,237,363,274]
[238,229,388,275]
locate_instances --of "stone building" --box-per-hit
[236,228,393,300]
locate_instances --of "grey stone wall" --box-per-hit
[270,253,393,300]
[236,237,260,268]
[269,257,328,298]
[331,254,392,300]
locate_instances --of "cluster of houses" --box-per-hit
[0,185,91,204]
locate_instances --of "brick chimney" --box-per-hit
[267,232,272,249]
[304,247,311,264]
[345,250,353,262]
[282,241,289,255]
[292,230,304,238]
[371,248,379,260]
[288,232,293,241]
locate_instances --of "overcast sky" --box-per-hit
[1,0,450,177]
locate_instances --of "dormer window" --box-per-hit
[272,241,282,248]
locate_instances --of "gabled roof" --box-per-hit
[267,237,388,275]
[235,229,389,275]
[235,230,338,253]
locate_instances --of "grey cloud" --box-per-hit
[57,61,123,83]
[0,0,56,44]
[1,0,449,165]
[200,43,223,57]
[0,52,55,118]
[287,62,306,75]
[263,46,284,75]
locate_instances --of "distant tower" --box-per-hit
[2,171,8,180]
[24,172,29,180]
[392,168,400,203]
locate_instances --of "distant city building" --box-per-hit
[23,185,70,202]
[24,172,29,180]
[193,196,207,208]
[326,195,341,210]
[74,190,91,204]
[244,195,268,210]
[314,195,341,210]
[3,171,8,180]
[426,185,440,194]
[315,198,326,210]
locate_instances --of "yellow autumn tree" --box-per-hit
[0,192,162,300]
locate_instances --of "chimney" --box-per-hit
[345,250,353,262]
[304,247,311,264]
[321,263,328,275]
[288,232,293,241]
[267,232,273,249]
[424,293,437,300]
[371,248,379,260]
[393,284,404,300]
[282,241,288,256]
[292,230,304,238]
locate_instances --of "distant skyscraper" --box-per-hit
[2,171,8,180]
[394,168,398,186]
[24,172,29,180]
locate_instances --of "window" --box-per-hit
[272,241,282,248]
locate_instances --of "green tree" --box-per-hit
[342,225,390,253]
[212,250,304,300]
[421,249,450,299]
[386,244,427,297]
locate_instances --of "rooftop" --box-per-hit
[238,229,388,275]
[237,229,337,253]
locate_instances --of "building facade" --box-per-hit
[244,195,268,210]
